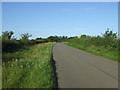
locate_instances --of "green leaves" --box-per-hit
[20,33,32,40]
[101,28,118,39]
[2,31,14,40]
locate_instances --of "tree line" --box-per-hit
[2,28,119,53]
[1,31,68,53]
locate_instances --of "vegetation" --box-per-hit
[65,29,119,62]
[2,29,119,88]
[47,36,68,42]
[2,31,68,88]
[20,33,32,40]
[2,31,58,88]
[2,40,35,53]
[2,31,14,40]
[3,42,57,88]
[101,28,118,39]
[2,31,47,53]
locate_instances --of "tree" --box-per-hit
[20,33,32,40]
[81,34,86,38]
[47,36,68,42]
[2,31,14,40]
[36,37,42,40]
[61,36,68,40]
[101,28,117,39]
[68,36,77,39]
[47,36,59,42]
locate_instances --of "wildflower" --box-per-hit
[20,65,23,68]
[15,59,18,62]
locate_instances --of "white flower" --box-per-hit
[20,65,23,68]
[15,59,19,62]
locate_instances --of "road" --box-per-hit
[53,43,118,88]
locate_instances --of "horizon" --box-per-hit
[2,2,118,39]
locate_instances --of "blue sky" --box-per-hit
[2,2,118,39]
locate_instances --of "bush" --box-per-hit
[2,40,20,53]
[67,36,118,51]
[2,39,50,53]
[2,39,35,53]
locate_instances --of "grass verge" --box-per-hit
[2,42,57,88]
[64,40,119,62]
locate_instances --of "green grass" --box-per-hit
[2,42,57,88]
[64,38,119,62]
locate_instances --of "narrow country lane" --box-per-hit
[53,43,118,88]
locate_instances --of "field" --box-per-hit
[64,37,119,62]
[2,42,57,88]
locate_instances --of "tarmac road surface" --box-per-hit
[53,43,118,88]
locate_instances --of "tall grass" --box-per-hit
[2,42,57,88]
[65,37,119,62]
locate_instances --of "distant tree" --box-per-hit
[81,35,86,38]
[54,36,60,42]
[36,37,43,40]
[47,36,59,42]
[68,36,77,39]
[47,36,68,42]
[86,35,91,38]
[2,31,14,40]
[61,36,68,40]
[20,33,32,40]
[47,36,55,42]
[101,28,117,39]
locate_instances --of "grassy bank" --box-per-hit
[64,37,119,62]
[3,42,57,88]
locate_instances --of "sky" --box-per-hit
[2,0,119,2]
[2,2,118,39]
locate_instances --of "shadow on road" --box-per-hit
[51,44,58,88]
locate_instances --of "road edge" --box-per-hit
[50,43,58,88]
